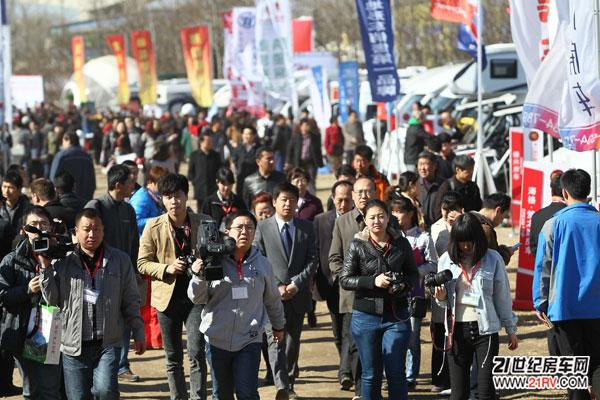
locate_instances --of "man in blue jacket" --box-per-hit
[533,169,600,400]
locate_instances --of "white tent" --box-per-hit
[61,55,139,109]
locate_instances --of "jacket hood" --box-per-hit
[354,226,402,241]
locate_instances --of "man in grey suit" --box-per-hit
[314,180,354,390]
[254,182,317,400]
[329,177,375,399]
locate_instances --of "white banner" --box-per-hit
[231,7,263,109]
[256,0,295,107]
[0,1,11,127]
[309,66,331,130]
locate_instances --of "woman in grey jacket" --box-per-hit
[434,212,518,400]
[188,210,285,400]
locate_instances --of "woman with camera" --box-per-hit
[389,195,437,390]
[434,212,518,400]
[340,199,418,400]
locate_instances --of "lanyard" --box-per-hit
[459,261,481,286]
[368,236,391,257]
[220,201,234,216]
[82,248,104,281]
[172,224,191,253]
[235,257,244,280]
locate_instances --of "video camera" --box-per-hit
[24,224,75,259]
[196,219,236,281]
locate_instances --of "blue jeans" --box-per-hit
[15,355,62,400]
[207,342,261,400]
[351,309,411,400]
[62,344,120,400]
[406,316,423,384]
[118,328,131,374]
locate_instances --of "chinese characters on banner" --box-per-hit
[430,0,473,24]
[510,129,524,228]
[558,4,600,151]
[338,61,360,123]
[221,11,234,85]
[180,26,213,108]
[71,36,87,104]
[355,0,400,103]
[130,31,157,105]
[105,34,130,106]
[256,0,295,107]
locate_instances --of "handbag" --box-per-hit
[22,305,62,365]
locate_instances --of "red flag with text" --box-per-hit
[130,31,157,105]
[430,0,473,24]
[105,34,130,106]
[71,36,87,103]
[180,26,213,108]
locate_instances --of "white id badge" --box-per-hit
[83,288,99,304]
[462,286,480,306]
[232,286,248,300]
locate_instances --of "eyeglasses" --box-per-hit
[230,225,255,233]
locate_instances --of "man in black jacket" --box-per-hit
[242,147,286,208]
[187,132,223,212]
[286,119,323,188]
[30,178,76,230]
[436,155,482,213]
[54,171,86,214]
[403,112,430,172]
[416,152,443,230]
[0,171,31,234]
[270,114,292,172]
[529,170,566,255]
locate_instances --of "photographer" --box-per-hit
[434,212,518,400]
[187,210,285,400]
[137,173,210,400]
[0,206,61,399]
[340,199,418,400]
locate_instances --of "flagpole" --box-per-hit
[594,0,600,204]
[475,0,485,196]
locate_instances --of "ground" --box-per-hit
[9,165,570,399]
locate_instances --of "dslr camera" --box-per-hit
[424,269,453,288]
[384,271,411,297]
[196,219,236,281]
[25,224,75,259]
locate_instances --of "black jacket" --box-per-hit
[529,201,566,254]
[437,176,482,213]
[201,192,247,228]
[417,176,443,230]
[59,192,86,214]
[232,143,260,195]
[44,199,77,230]
[0,239,41,355]
[271,124,292,154]
[340,229,418,315]
[404,124,429,165]
[241,171,286,208]
[286,132,324,169]
[0,195,31,234]
[187,149,222,200]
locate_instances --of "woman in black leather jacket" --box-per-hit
[340,199,418,400]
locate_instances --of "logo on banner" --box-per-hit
[238,12,256,28]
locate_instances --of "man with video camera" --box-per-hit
[0,206,61,399]
[138,173,210,400]
[187,209,285,400]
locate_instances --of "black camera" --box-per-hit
[384,271,410,297]
[197,219,236,281]
[25,224,75,259]
[178,255,197,277]
[424,269,453,288]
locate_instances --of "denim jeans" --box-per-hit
[351,309,411,400]
[118,328,131,374]
[157,296,207,400]
[15,355,62,400]
[62,344,120,400]
[406,316,423,384]
[207,342,261,400]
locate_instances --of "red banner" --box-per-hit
[71,36,87,103]
[105,34,130,106]
[292,18,313,53]
[130,31,157,105]
[180,26,213,108]
[510,128,524,227]
[430,0,473,24]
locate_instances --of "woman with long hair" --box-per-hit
[391,171,425,230]
[434,212,518,400]
[340,199,418,400]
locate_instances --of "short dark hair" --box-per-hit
[447,212,488,265]
[3,171,23,189]
[453,155,475,170]
[54,171,75,193]
[216,167,235,184]
[199,131,211,142]
[157,173,189,196]
[397,171,419,192]
[255,146,274,160]
[63,131,80,146]
[331,180,353,196]
[121,160,137,168]
[427,136,441,152]
[438,132,452,144]
[561,169,591,200]
[335,164,356,178]
[364,198,389,217]
[273,182,299,200]
[329,116,338,124]
[24,205,52,225]
[440,191,464,212]
[243,125,257,136]
[550,171,563,198]
[75,208,103,226]
[354,145,373,162]
[481,193,511,213]
[224,209,257,230]
[288,167,310,183]
[30,178,56,201]
[417,151,437,164]
[107,164,131,191]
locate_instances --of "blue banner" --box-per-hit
[355,0,400,103]
[339,61,360,123]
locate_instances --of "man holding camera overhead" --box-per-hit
[138,173,210,400]
[188,209,285,400]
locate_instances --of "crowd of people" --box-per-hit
[0,102,596,400]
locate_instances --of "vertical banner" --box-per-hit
[0,0,11,126]
[355,0,400,103]
[221,11,234,84]
[180,26,213,108]
[292,18,313,53]
[430,0,472,24]
[105,34,130,106]
[71,36,87,104]
[509,128,524,227]
[309,66,331,130]
[130,31,157,105]
[338,61,360,123]
[256,0,295,107]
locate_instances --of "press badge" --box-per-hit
[232,286,248,300]
[83,288,99,304]
[461,286,480,307]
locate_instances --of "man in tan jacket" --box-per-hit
[138,173,210,400]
